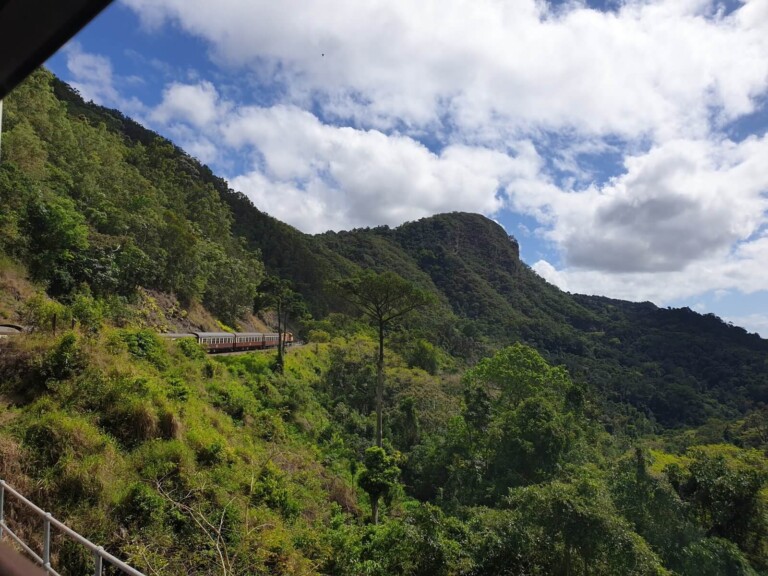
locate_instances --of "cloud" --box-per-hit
[533,229,768,306]
[521,134,768,303]
[64,42,120,105]
[151,81,224,127]
[224,105,533,232]
[511,136,768,276]
[63,43,146,116]
[111,0,768,308]
[122,0,768,142]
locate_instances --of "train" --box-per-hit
[161,331,294,353]
[0,324,292,354]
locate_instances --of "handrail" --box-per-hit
[0,480,145,576]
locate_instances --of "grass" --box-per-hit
[0,327,363,575]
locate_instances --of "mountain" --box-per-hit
[2,69,768,576]
[2,68,766,431]
[311,214,768,428]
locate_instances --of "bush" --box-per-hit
[408,339,438,375]
[165,376,190,402]
[23,293,71,332]
[308,329,331,344]
[119,329,168,369]
[24,411,108,468]
[119,482,166,528]
[69,292,104,333]
[177,337,206,360]
[252,462,300,519]
[207,381,261,423]
[133,440,195,485]
[40,332,88,382]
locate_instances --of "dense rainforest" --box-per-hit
[0,69,766,575]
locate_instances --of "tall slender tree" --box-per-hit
[256,276,306,374]
[337,271,432,446]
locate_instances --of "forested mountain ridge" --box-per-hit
[2,68,767,431]
[313,213,768,429]
[1,70,768,575]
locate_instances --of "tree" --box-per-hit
[256,276,306,374]
[669,444,768,569]
[358,446,399,525]
[24,194,89,296]
[337,271,432,446]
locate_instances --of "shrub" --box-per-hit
[177,337,206,360]
[252,462,300,519]
[208,381,260,423]
[119,329,168,369]
[165,376,190,402]
[69,292,104,333]
[22,293,71,332]
[133,440,196,485]
[40,332,88,382]
[119,482,166,528]
[24,411,106,468]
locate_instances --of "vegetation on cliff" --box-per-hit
[0,69,767,574]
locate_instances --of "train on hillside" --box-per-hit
[161,331,294,353]
[0,325,292,354]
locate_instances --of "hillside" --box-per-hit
[3,69,768,430]
[312,214,768,429]
[1,69,767,575]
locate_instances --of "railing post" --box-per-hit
[94,546,103,576]
[43,512,51,573]
[0,480,5,539]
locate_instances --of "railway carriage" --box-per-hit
[196,332,236,352]
[161,331,294,353]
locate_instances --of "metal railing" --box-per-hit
[0,480,145,576]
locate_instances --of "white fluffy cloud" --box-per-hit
[519,136,768,273]
[123,0,768,141]
[224,105,530,232]
[64,42,124,108]
[528,134,768,301]
[63,42,146,116]
[533,229,768,304]
[151,81,223,127]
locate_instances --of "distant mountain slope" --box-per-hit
[3,69,767,429]
[315,213,768,427]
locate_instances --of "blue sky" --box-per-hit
[46,0,768,335]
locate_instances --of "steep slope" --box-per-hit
[3,69,767,429]
[315,213,768,427]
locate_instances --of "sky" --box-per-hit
[44,0,768,336]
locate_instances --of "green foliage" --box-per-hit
[176,337,206,360]
[307,329,331,343]
[490,474,668,575]
[408,343,596,505]
[22,293,71,332]
[119,482,166,528]
[3,68,768,576]
[252,462,300,518]
[69,291,104,332]
[408,338,438,374]
[41,332,88,382]
[666,444,768,569]
[2,68,265,322]
[24,194,89,295]
[358,446,400,523]
[679,538,758,576]
[119,328,168,368]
